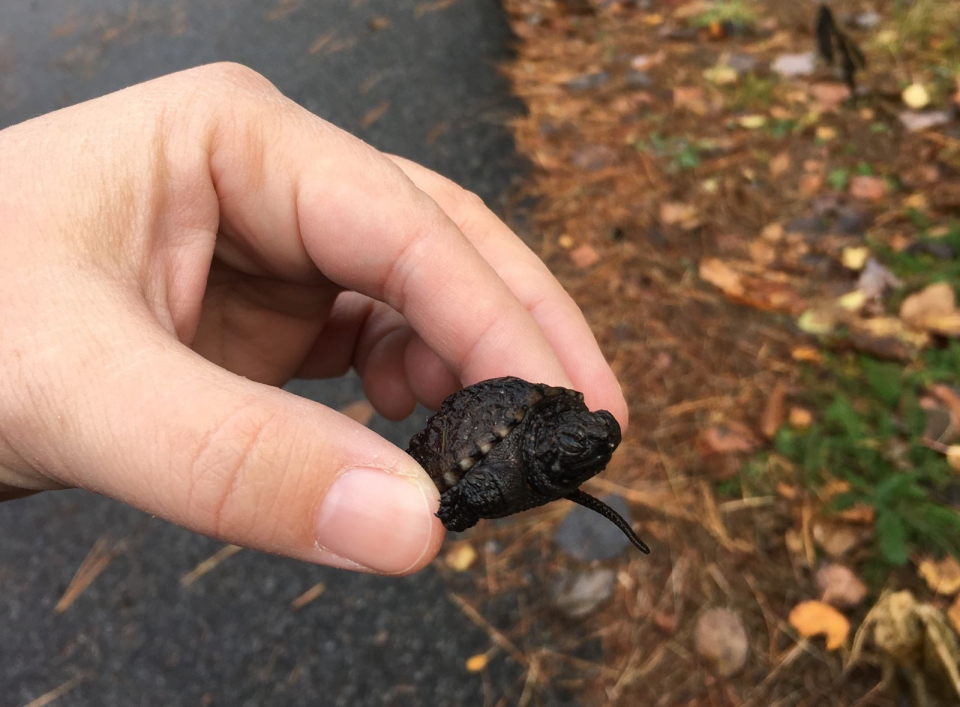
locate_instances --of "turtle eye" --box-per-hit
[558,432,585,455]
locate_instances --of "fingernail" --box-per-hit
[314,468,438,574]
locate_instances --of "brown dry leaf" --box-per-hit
[789,407,813,429]
[694,608,749,677]
[570,243,600,268]
[699,258,744,297]
[699,421,759,456]
[788,600,850,650]
[810,83,851,111]
[816,563,868,608]
[918,556,960,596]
[368,16,391,31]
[799,173,823,197]
[749,239,776,266]
[661,202,699,228]
[760,381,786,439]
[673,86,707,114]
[837,505,875,524]
[791,346,823,364]
[813,517,866,558]
[761,222,785,242]
[340,400,376,426]
[950,595,960,634]
[770,152,791,178]
[445,542,478,572]
[931,385,960,434]
[849,176,885,201]
[901,283,956,327]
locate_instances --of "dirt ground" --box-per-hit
[458,1,960,705]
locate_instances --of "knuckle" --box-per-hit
[184,401,287,540]
[189,62,280,97]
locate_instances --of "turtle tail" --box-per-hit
[566,489,651,554]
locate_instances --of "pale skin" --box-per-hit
[0,63,627,576]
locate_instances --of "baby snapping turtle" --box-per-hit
[406,377,650,554]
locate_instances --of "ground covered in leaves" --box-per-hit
[445,1,960,705]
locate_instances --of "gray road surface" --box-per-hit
[0,2,569,705]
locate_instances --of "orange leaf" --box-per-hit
[699,258,744,297]
[918,556,960,596]
[788,600,850,650]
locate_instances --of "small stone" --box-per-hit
[852,11,881,29]
[555,494,635,560]
[624,69,653,89]
[726,52,758,75]
[899,110,952,133]
[550,568,617,619]
[772,52,816,78]
[564,71,610,92]
[694,608,749,677]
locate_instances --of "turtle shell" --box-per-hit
[406,376,650,554]
[406,377,580,493]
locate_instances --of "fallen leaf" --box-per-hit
[788,600,850,650]
[694,608,749,676]
[673,86,707,114]
[749,239,776,265]
[837,290,868,313]
[465,653,488,672]
[570,244,600,268]
[900,283,957,330]
[699,421,759,455]
[760,381,786,439]
[800,173,823,197]
[813,517,866,557]
[738,115,767,129]
[902,83,931,110]
[841,247,871,270]
[368,16,390,31]
[849,176,885,202]
[770,152,791,178]
[811,83,851,112]
[661,202,700,229]
[789,407,813,429]
[340,400,375,425]
[771,52,816,78]
[699,258,744,297]
[791,346,823,364]
[762,222,785,242]
[816,126,837,141]
[816,563,868,608]
[704,65,738,86]
[558,235,575,249]
[445,542,478,571]
[918,556,960,596]
[930,385,960,436]
[948,445,960,472]
[899,110,952,133]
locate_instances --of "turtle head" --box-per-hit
[527,408,621,496]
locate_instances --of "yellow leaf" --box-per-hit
[816,126,837,141]
[837,290,867,312]
[902,83,931,110]
[947,445,960,472]
[704,65,738,85]
[788,600,850,650]
[739,115,767,129]
[465,653,488,672]
[918,556,960,596]
[699,258,744,297]
[841,247,871,270]
[445,542,478,572]
[558,235,575,249]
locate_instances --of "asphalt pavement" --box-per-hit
[0,2,564,705]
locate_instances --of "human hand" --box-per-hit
[0,64,627,575]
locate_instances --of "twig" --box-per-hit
[23,675,86,707]
[447,592,528,667]
[180,544,243,587]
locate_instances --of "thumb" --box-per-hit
[18,300,444,576]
